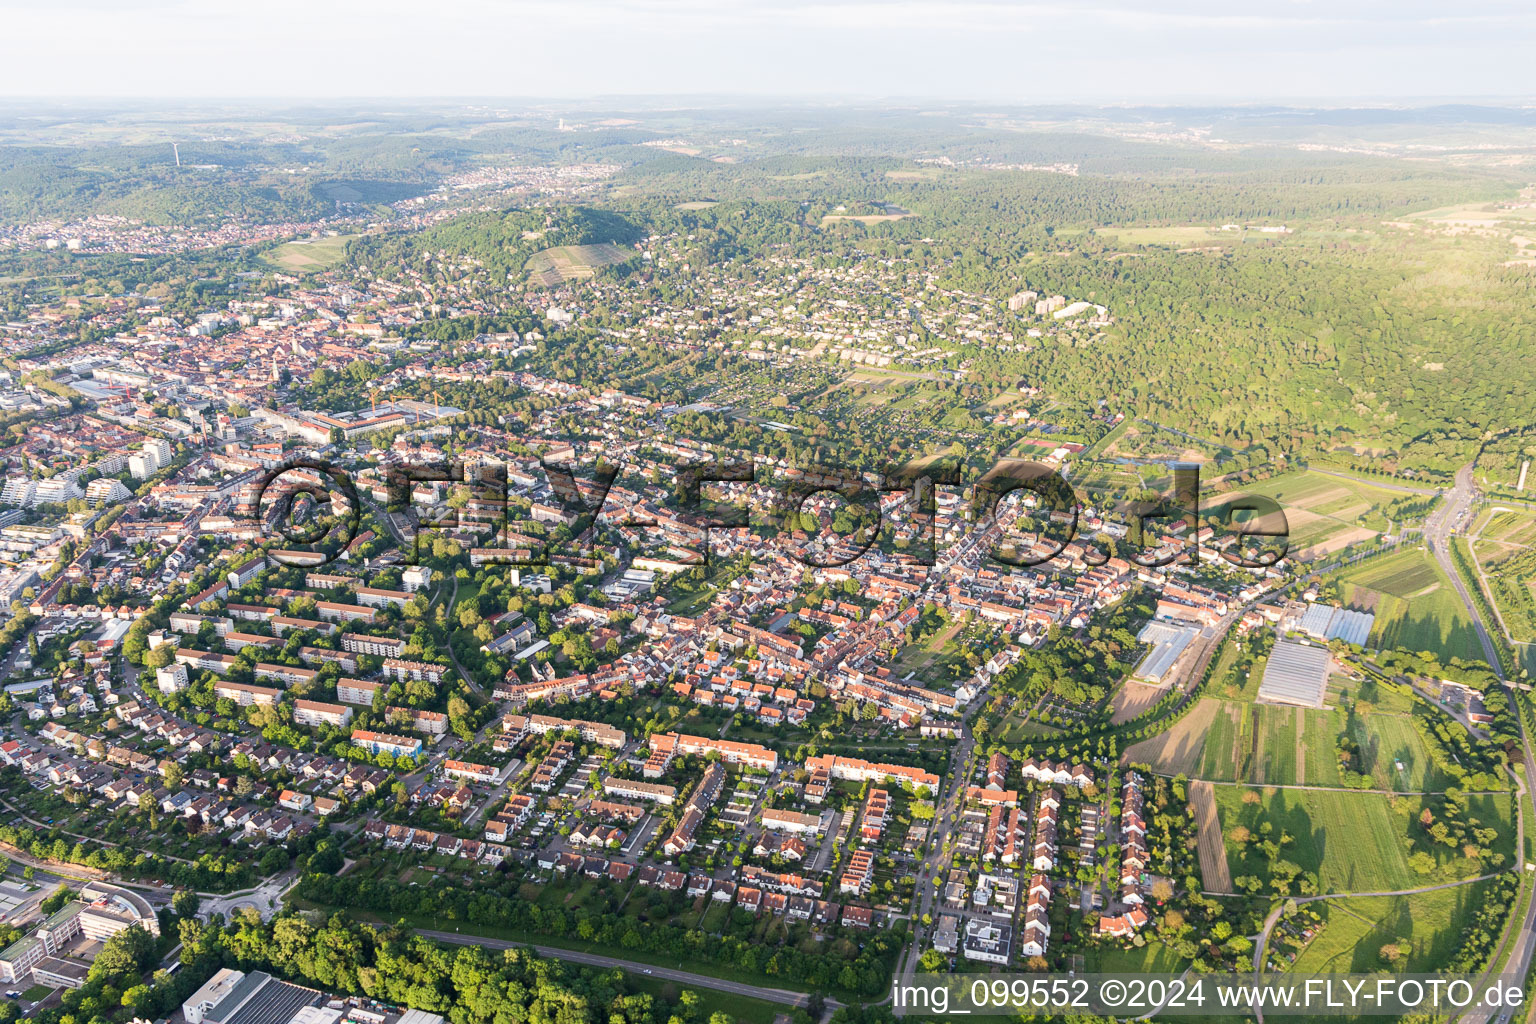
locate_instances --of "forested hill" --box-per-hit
[346,206,645,281]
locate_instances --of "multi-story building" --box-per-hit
[350,729,422,758]
[254,662,316,687]
[213,681,281,707]
[336,677,385,706]
[292,699,353,729]
[804,753,939,790]
[341,633,404,657]
[356,586,411,609]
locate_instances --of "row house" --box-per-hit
[1019,757,1094,789]
[662,761,725,855]
[1031,789,1061,872]
[1021,875,1053,958]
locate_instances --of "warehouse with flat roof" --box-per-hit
[1258,640,1332,708]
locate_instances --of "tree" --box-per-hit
[88,924,156,982]
[259,846,289,875]
[40,884,72,915]
[172,889,201,920]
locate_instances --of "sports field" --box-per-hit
[1336,547,1485,662]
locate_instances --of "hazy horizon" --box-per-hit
[3,0,1534,101]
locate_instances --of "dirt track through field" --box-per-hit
[1294,707,1307,786]
[1190,780,1234,893]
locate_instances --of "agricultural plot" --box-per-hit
[1215,470,1404,559]
[1190,779,1234,893]
[1336,548,1485,662]
[1196,701,1247,781]
[1474,536,1536,642]
[1196,701,1343,787]
[1478,509,1536,550]
[525,242,634,286]
[1122,695,1219,776]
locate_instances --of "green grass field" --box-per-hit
[1336,547,1485,662]
[1216,788,1510,893]
[525,242,634,286]
[263,233,356,272]
[1286,881,1490,974]
[1342,548,1442,597]
[1350,713,1451,791]
[626,975,784,1024]
[1085,939,1188,974]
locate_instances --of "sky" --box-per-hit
[2,0,1534,102]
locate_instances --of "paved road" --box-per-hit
[418,929,838,1010]
[892,692,985,1002]
[1425,462,1505,672]
[1408,463,1536,1024]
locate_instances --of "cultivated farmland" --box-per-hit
[1336,547,1485,662]
[1191,780,1234,893]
